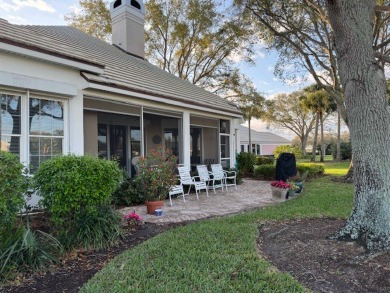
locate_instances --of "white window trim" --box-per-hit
[1,88,69,171]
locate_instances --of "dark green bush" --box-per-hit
[253,165,276,180]
[255,156,274,165]
[331,142,352,160]
[236,152,256,175]
[297,163,325,178]
[34,155,122,226]
[59,205,123,250]
[0,223,62,276]
[112,175,145,206]
[0,151,28,232]
[274,145,303,159]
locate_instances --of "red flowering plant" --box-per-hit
[270,180,290,189]
[124,211,142,229]
[136,146,178,202]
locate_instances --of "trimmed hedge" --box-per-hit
[297,163,325,178]
[274,145,303,159]
[0,151,27,231]
[255,156,274,165]
[236,152,256,175]
[34,155,122,226]
[253,165,276,180]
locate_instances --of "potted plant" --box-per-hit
[136,146,177,214]
[287,182,300,198]
[270,180,290,199]
[287,171,308,194]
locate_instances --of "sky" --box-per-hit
[0,0,313,137]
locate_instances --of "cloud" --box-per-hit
[257,80,269,86]
[0,0,55,13]
[6,14,26,23]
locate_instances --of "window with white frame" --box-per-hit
[220,119,230,168]
[0,90,67,173]
[29,98,64,173]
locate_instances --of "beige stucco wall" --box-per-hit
[84,111,98,156]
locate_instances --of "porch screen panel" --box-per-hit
[98,124,108,158]
[0,94,21,155]
[29,98,64,173]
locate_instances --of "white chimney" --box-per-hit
[110,0,145,58]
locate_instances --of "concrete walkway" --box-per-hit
[120,179,284,224]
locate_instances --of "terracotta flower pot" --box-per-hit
[145,200,164,215]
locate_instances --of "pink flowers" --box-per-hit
[124,211,142,229]
[124,211,142,221]
[270,181,290,189]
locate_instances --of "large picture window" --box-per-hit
[29,98,64,173]
[0,90,67,173]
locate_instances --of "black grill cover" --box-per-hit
[275,152,297,181]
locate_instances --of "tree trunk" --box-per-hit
[326,0,390,251]
[311,113,319,162]
[320,111,325,162]
[336,107,341,161]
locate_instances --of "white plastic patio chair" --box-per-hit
[168,184,185,206]
[197,164,222,193]
[211,164,237,190]
[178,166,208,199]
[209,164,226,192]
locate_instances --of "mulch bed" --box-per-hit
[1,214,181,293]
[4,216,390,292]
[258,218,390,293]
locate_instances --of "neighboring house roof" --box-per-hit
[0,19,241,116]
[240,125,291,144]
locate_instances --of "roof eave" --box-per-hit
[81,73,243,118]
[0,39,104,75]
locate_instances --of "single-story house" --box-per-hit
[240,125,291,156]
[0,0,243,180]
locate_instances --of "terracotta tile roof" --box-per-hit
[0,19,241,116]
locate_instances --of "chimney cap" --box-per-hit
[110,0,145,15]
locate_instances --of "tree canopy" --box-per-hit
[264,91,316,155]
[65,0,255,95]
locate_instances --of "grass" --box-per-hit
[81,162,353,293]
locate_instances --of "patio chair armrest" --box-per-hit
[223,170,236,177]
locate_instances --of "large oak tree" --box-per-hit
[325,0,390,251]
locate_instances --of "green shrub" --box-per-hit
[236,152,256,175]
[253,165,276,180]
[274,145,303,159]
[59,205,123,250]
[112,175,145,206]
[33,155,122,226]
[297,163,325,178]
[0,151,28,232]
[255,156,274,165]
[331,142,352,160]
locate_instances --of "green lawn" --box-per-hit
[81,162,353,293]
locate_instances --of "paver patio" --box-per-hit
[120,179,284,224]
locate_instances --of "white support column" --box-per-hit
[182,111,191,166]
[140,105,144,156]
[68,89,84,155]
